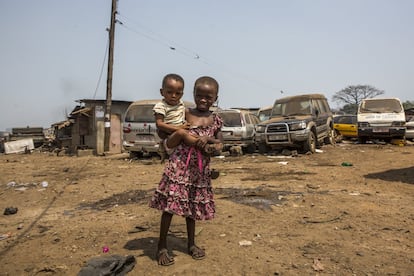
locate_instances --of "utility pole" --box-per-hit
[104,0,117,152]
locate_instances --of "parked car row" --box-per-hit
[121,95,412,158]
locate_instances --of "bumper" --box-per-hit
[357,127,406,138]
[256,129,310,146]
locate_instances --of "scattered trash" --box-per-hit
[41,181,49,188]
[312,258,324,271]
[349,191,361,196]
[315,149,324,153]
[78,255,136,276]
[102,246,109,253]
[211,169,220,179]
[0,233,12,240]
[3,207,18,215]
[238,240,252,246]
[277,161,288,165]
[341,162,353,166]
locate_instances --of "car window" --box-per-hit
[273,100,311,116]
[219,112,242,127]
[245,114,251,124]
[125,105,155,122]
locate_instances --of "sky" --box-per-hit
[1,0,413,130]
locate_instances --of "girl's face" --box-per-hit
[160,78,184,106]
[194,84,218,112]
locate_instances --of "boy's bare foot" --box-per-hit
[203,144,221,156]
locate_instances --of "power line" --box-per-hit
[116,12,279,92]
[93,37,109,99]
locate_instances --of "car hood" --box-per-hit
[260,115,311,124]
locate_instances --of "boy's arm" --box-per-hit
[155,113,180,134]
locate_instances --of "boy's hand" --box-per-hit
[179,122,191,130]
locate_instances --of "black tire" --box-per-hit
[324,127,336,145]
[258,143,269,154]
[358,137,367,144]
[335,130,343,143]
[129,151,143,159]
[244,143,256,154]
[302,131,316,153]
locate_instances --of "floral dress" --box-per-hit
[149,113,223,220]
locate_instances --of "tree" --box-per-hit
[332,85,384,108]
[402,100,414,110]
[340,103,359,115]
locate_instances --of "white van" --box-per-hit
[122,99,194,157]
[357,98,406,143]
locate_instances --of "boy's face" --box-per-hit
[160,78,184,106]
[194,84,218,112]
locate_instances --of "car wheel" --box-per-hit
[244,144,256,154]
[302,131,316,153]
[324,127,336,145]
[334,130,343,143]
[358,137,367,144]
[258,143,269,154]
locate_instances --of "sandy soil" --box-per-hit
[0,141,413,275]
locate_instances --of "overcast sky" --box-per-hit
[1,0,413,130]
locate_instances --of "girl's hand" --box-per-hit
[195,136,209,149]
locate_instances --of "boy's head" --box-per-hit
[193,76,219,111]
[160,73,184,106]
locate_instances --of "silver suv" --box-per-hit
[255,93,334,154]
[216,109,260,154]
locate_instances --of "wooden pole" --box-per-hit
[104,0,117,152]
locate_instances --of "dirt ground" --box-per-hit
[0,141,413,275]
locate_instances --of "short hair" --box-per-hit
[193,76,219,94]
[162,73,184,88]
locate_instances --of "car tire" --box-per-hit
[358,137,367,144]
[258,143,269,154]
[334,130,343,143]
[244,144,256,154]
[324,127,335,145]
[302,131,316,153]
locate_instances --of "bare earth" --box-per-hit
[0,142,413,275]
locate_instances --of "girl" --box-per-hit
[149,76,223,266]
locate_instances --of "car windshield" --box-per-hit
[272,100,311,116]
[359,99,403,113]
[125,105,155,122]
[219,112,242,127]
[334,116,356,124]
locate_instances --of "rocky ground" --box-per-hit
[0,141,413,275]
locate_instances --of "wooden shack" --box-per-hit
[52,99,131,155]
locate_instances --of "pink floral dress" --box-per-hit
[149,113,223,220]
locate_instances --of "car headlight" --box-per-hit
[290,121,306,131]
[255,125,266,133]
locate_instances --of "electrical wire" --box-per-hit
[93,35,109,99]
[116,12,279,92]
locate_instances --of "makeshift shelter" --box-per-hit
[51,99,131,155]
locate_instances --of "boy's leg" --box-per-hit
[166,129,198,149]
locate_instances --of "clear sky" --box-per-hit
[1,0,413,130]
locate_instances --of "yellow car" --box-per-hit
[333,115,358,142]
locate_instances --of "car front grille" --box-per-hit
[267,124,288,133]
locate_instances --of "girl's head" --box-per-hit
[193,76,219,112]
[160,73,184,106]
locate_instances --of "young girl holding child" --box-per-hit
[149,76,223,266]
